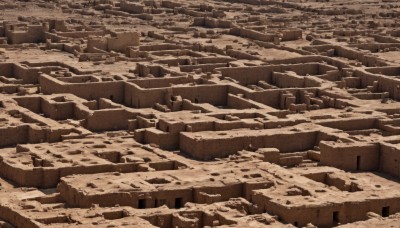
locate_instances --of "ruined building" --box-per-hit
[1,0,400,227]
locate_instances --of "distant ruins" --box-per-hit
[1,0,400,227]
